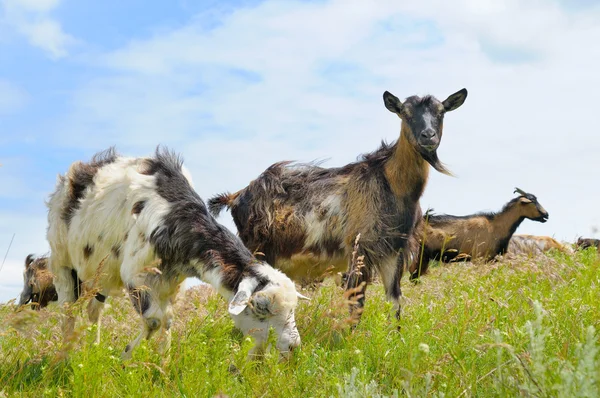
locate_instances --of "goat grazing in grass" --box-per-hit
[507,234,570,257]
[410,188,549,280]
[576,237,600,251]
[209,88,468,321]
[47,147,306,359]
[18,254,58,309]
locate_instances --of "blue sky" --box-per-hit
[1,0,600,302]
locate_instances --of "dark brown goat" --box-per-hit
[209,88,468,321]
[576,237,600,251]
[410,188,549,280]
[18,254,58,309]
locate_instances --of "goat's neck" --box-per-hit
[493,205,526,237]
[384,124,429,200]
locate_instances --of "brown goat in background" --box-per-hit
[507,234,570,257]
[410,188,549,280]
[209,88,468,322]
[576,237,600,251]
[18,254,58,309]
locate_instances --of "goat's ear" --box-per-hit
[229,277,259,316]
[443,88,468,112]
[25,254,35,268]
[228,290,250,315]
[519,197,533,204]
[383,91,404,114]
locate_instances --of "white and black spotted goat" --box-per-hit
[46,147,307,359]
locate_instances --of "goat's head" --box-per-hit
[19,254,40,306]
[383,88,467,174]
[576,237,600,250]
[228,264,309,358]
[513,188,549,223]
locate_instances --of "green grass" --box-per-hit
[1,249,599,397]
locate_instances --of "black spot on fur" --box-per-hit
[62,147,118,226]
[71,269,83,300]
[112,245,121,258]
[83,244,94,260]
[132,200,146,215]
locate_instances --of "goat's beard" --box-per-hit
[421,150,453,176]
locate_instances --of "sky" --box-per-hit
[1,0,599,303]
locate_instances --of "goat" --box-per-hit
[410,188,549,280]
[46,147,307,359]
[507,234,569,257]
[18,254,58,309]
[209,88,468,321]
[576,237,600,251]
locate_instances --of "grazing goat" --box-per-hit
[576,237,600,251]
[209,88,468,321]
[507,234,569,257]
[18,254,58,309]
[47,147,306,359]
[410,188,549,280]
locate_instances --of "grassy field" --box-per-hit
[1,249,599,397]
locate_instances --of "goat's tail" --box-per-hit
[208,191,239,217]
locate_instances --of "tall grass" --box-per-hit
[1,249,599,397]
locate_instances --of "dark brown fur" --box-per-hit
[209,89,468,321]
[18,254,58,309]
[61,147,118,225]
[576,238,600,251]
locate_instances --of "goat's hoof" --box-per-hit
[121,345,133,361]
[146,318,161,331]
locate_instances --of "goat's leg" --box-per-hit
[410,249,431,282]
[344,262,370,326]
[52,265,78,344]
[122,274,181,359]
[122,282,162,360]
[380,255,404,321]
[155,292,178,357]
[87,293,107,345]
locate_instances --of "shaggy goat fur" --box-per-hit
[18,254,58,309]
[46,147,305,359]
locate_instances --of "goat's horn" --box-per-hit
[514,187,528,196]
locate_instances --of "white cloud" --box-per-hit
[1,0,75,59]
[6,0,59,13]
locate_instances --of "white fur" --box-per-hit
[303,194,344,250]
[422,111,435,131]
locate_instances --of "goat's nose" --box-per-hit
[420,129,436,139]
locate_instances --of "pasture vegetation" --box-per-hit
[1,249,599,397]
